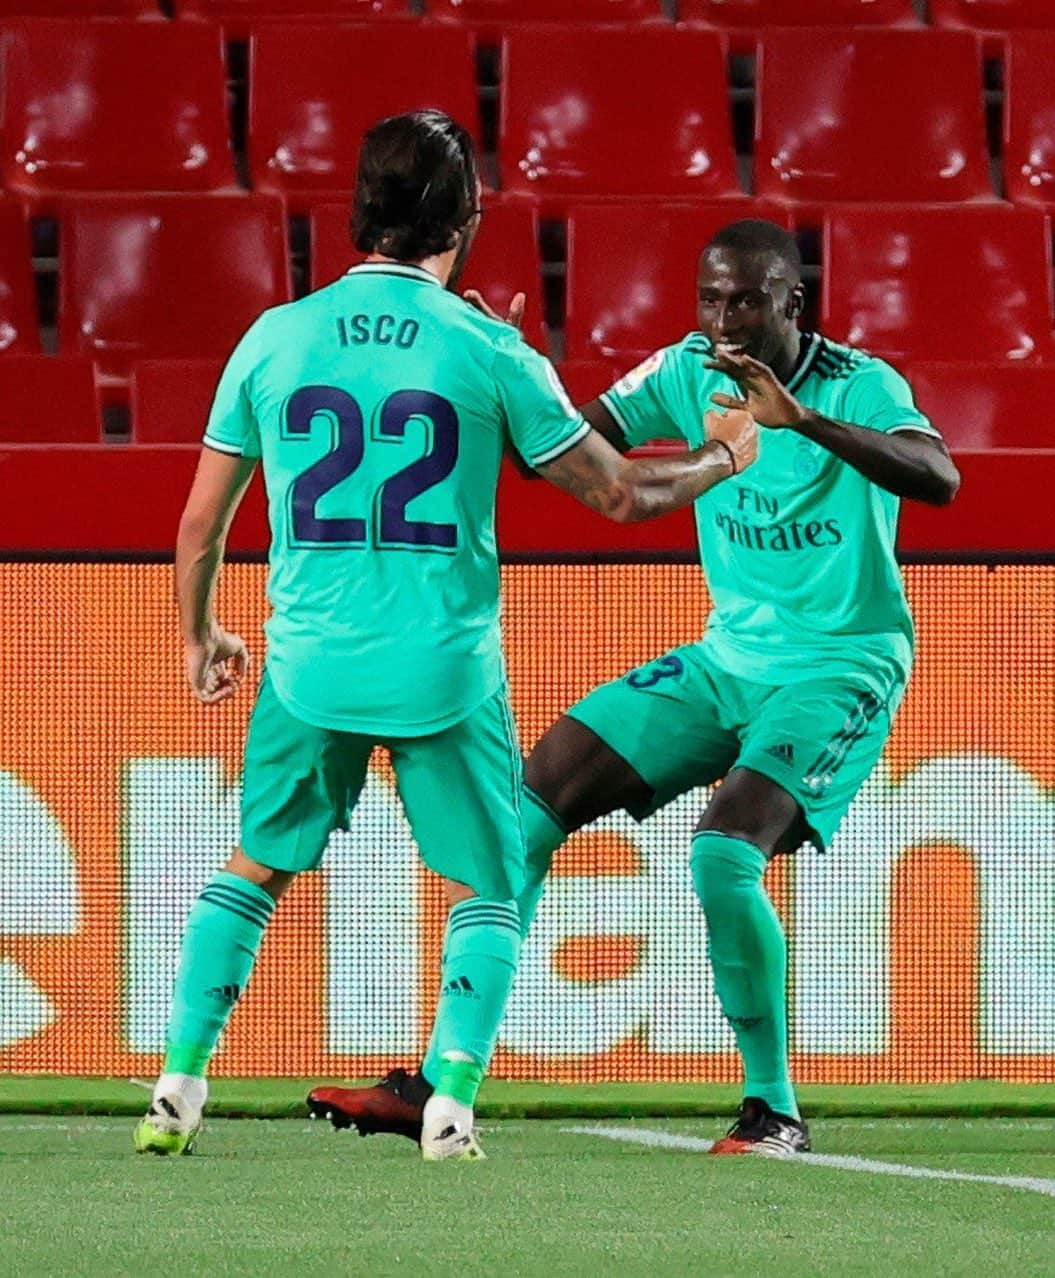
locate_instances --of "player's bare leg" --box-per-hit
[135,850,294,1155]
[693,767,811,1156]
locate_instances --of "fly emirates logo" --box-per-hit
[714,486,843,553]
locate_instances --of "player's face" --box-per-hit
[696,248,798,366]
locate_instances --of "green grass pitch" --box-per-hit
[2,1081,1053,1276]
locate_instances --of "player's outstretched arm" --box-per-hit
[538,409,758,523]
[175,446,258,704]
[708,347,960,506]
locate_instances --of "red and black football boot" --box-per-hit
[307,1068,431,1143]
[710,1097,811,1157]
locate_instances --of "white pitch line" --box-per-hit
[563,1124,1055,1200]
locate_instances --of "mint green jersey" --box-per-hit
[600,332,939,690]
[205,261,589,734]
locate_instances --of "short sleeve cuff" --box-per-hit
[886,421,942,439]
[598,391,633,438]
[202,435,244,456]
[528,418,591,467]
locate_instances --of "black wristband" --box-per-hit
[712,439,737,474]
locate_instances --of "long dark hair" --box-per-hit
[353,110,479,262]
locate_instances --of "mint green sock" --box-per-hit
[516,787,568,937]
[421,898,521,1104]
[691,832,800,1120]
[163,871,276,1076]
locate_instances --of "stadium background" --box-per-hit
[0,0,1053,1092]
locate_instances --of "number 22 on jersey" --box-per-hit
[283,385,459,553]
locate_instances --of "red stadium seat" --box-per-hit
[249,25,478,211]
[906,362,1055,448]
[499,27,738,206]
[565,203,793,363]
[556,360,622,406]
[755,30,991,205]
[0,357,98,441]
[58,196,291,382]
[0,2,156,12]
[310,198,548,351]
[131,360,224,443]
[0,199,40,354]
[822,206,1055,364]
[1,21,235,202]
[430,0,658,21]
[680,0,916,23]
[176,0,410,34]
[1004,33,1055,208]
[932,0,1055,28]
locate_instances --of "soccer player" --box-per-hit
[311,219,960,1156]
[133,112,759,1161]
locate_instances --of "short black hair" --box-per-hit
[705,219,802,282]
[353,110,479,261]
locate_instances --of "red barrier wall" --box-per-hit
[3,445,1051,553]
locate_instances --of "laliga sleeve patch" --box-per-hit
[614,350,666,396]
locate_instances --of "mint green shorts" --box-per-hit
[240,672,525,900]
[568,642,904,851]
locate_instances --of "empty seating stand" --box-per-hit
[931,0,1055,28]
[556,359,623,407]
[176,0,411,37]
[679,0,917,23]
[565,202,793,364]
[1004,32,1055,208]
[249,24,479,211]
[822,206,1055,363]
[131,360,224,443]
[906,362,1055,448]
[0,357,98,442]
[58,195,291,385]
[0,1,157,13]
[1,20,236,205]
[755,29,992,206]
[500,26,738,210]
[0,199,40,354]
[429,0,660,28]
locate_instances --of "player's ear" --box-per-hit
[786,284,806,320]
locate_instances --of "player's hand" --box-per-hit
[706,344,808,429]
[463,289,526,330]
[704,407,759,474]
[184,626,250,704]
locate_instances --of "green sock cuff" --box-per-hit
[433,1056,485,1107]
[210,871,277,916]
[691,831,768,878]
[447,897,520,936]
[163,1043,213,1077]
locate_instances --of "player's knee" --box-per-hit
[691,837,732,911]
[223,848,296,901]
[690,831,764,914]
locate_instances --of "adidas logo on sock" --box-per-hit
[205,983,241,1005]
[764,743,795,765]
[442,976,479,999]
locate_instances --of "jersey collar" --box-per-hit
[786,331,820,393]
[345,261,443,287]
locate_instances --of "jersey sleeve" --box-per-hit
[598,347,687,447]
[202,317,266,458]
[838,359,940,439]
[491,338,591,467]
